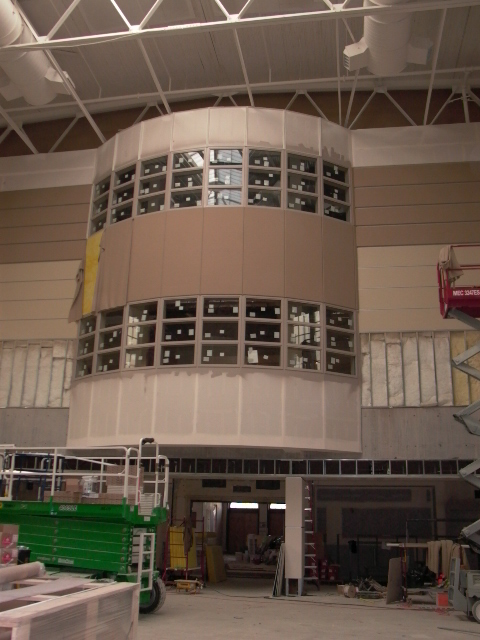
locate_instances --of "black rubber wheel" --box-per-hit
[139,579,166,614]
[472,599,480,623]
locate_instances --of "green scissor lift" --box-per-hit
[0,438,169,613]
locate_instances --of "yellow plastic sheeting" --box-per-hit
[205,546,226,584]
[83,230,103,315]
[169,526,197,570]
[451,332,470,406]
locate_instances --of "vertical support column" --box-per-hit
[285,476,305,596]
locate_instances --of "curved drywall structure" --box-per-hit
[68,107,361,453]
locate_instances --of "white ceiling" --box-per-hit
[1,0,480,133]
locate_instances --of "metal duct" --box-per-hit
[0,0,69,106]
[344,0,432,76]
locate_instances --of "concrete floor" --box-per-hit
[138,579,479,639]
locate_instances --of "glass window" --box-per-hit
[125,302,157,368]
[327,329,354,352]
[94,177,110,199]
[288,154,316,174]
[249,150,281,168]
[76,315,96,378]
[171,190,202,209]
[287,193,317,213]
[326,307,354,331]
[96,351,121,373]
[101,308,124,329]
[203,322,238,341]
[204,298,239,317]
[288,302,320,324]
[207,189,242,206]
[201,297,239,367]
[248,170,281,189]
[75,357,93,378]
[138,194,165,215]
[247,190,281,208]
[287,173,316,193]
[323,162,347,184]
[92,195,108,216]
[324,182,348,202]
[112,185,134,205]
[161,299,197,366]
[111,203,133,225]
[246,299,281,320]
[127,324,156,346]
[139,175,166,196]
[287,301,321,371]
[326,352,355,375]
[128,302,157,323]
[208,150,243,207]
[288,325,321,346]
[245,322,280,342]
[80,316,96,336]
[173,151,204,169]
[172,170,203,189]
[125,347,155,369]
[202,344,238,365]
[142,156,167,176]
[324,201,349,222]
[161,345,195,366]
[244,298,281,368]
[245,345,281,367]
[209,168,242,187]
[90,213,106,234]
[288,348,321,371]
[115,166,136,186]
[210,149,242,165]
[91,177,111,236]
[78,335,95,357]
[163,322,195,342]
[164,299,197,319]
[98,329,122,351]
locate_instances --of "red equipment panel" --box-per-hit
[437,244,480,319]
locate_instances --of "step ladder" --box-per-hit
[304,482,320,589]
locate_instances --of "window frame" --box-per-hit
[324,304,357,377]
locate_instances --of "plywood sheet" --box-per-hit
[353,162,480,188]
[162,209,203,297]
[243,208,284,297]
[356,221,480,247]
[127,213,165,302]
[356,202,480,227]
[201,207,243,295]
[322,216,356,309]
[285,211,323,302]
[0,185,91,209]
[355,182,480,208]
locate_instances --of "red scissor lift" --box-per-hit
[438,244,480,622]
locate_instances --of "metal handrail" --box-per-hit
[0,443,169,508]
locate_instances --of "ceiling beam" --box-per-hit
[49,115,80,153]
[46,0,83,41]
[138,41,171,113]
[348,90,376,129]
[430,90,455,125]
[0,126,12,146]
[2,66,480,127]
[0,106,37,154]
[344,70,359,127]
[6,1,480,53]
[16,4,106,144]
[213,0,231,20]
[335,19,342,125]
[384,91,416,126]
[423,8,447,125]
[238,0,256,20]
[139,0,165,30]
[233,30,254,106]
[304,92,328,121]
[109,0,132,30]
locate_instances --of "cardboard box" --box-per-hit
[64,478,82,492]
[106,465,144,488]
[0,525,18,549]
